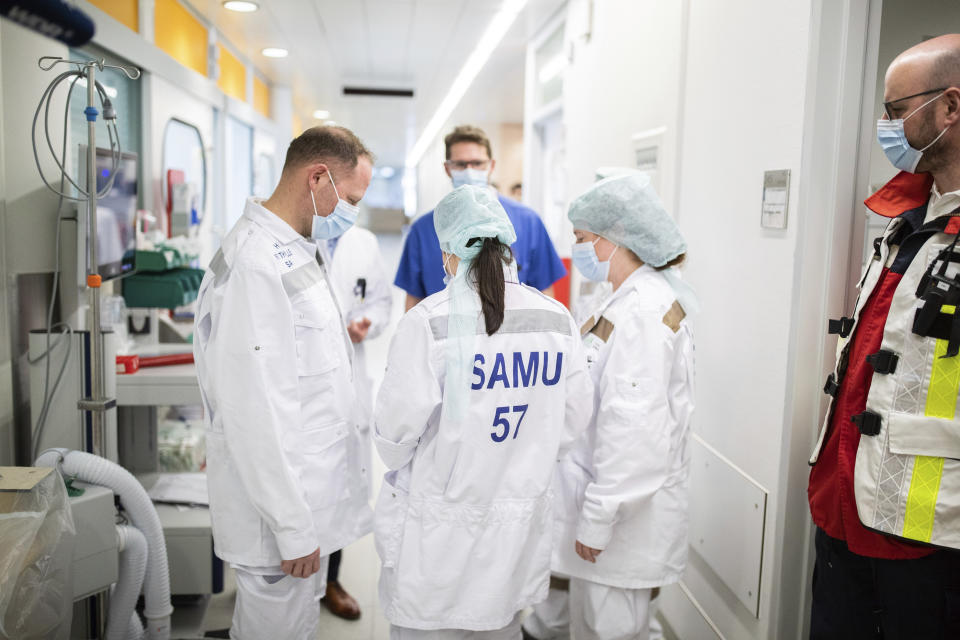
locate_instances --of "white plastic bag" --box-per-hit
[0,468,76,639]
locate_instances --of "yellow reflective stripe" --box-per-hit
[924,306,960,419]
[902,456,945,542]
[903,305,958,542]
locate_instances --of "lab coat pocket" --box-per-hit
[374,471,407,568]
[293,311,343,376]
[284,422,352,510]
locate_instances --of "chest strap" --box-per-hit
[828,317,855,338]
[852,411,882,437]
[823,373,838,398]
[866,349,899,374]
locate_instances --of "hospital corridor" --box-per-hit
[4,1,960,639]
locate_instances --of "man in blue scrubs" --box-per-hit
[395,125,567,310]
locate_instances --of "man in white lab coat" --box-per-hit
[319,223,394,619]
[194,126,375,639]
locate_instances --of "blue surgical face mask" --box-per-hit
[877,92,950,173]
[451,168,489,189]
[572,239,617,282]
[310,171,359,240]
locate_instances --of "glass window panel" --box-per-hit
[162,119,207,217]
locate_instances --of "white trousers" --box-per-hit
[390,611,523,639]
[523,578,661,640]
[230,559,329,640]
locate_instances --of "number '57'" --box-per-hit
[491,405,529,443]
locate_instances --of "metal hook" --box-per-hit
[104,63,141,80]
[37,56,140,80]
[38,56,64,71]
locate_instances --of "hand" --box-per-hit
[575,540,602,563]
[347,318,372,343]
[281,547,321,578]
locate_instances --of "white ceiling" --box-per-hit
[186,0,565,166]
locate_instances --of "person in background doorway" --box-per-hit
[374,185,593,638]
[807,34,960,639]
[524,173,696,640]
[394,125,566,311]
[193,126,374,639]
[510,182,523,200]
[319,222,394,620]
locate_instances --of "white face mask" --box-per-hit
[451,168,489,189]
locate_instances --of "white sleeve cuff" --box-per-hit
[274,526,318,561]
[576,516,614,551]
[374,431,418,470]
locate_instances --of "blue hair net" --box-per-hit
[435,185,517,259]
[568,172,686,268]
[433,186,517,421]
[571,172,699,315]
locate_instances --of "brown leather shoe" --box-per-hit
[322,580,361,620]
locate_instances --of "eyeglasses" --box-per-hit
[445,159,490,171]
[882,87,947,119]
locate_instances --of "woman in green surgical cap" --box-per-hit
[524,172,697,640]
[372,185,594,639]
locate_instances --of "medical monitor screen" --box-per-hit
[92,149,138,280]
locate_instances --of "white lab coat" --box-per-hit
[194,197,373,569]
[552,265,695,589]
[373,273,594,632]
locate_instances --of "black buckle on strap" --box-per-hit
[865,350,899,375]
[851,411,882,437]
[823,373,839,397]
[828,317,855,338]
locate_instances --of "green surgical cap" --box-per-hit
[434,185,517,260]
[568,172,686,267]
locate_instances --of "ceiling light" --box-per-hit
[380,166,396,179]
[261,48,288,58]
[223,1,259,13]
[324,120,338,127]
[312,110,330,120]
[406,0,528,169]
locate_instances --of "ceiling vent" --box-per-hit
[342,86,414,98]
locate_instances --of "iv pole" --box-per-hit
[37,56,140,457]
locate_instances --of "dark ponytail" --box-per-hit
[467,237,514,335]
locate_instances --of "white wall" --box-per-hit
[0,21,70,464]
[497,122,525,192]
[669,0,811,637]
[562,0,684,218]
